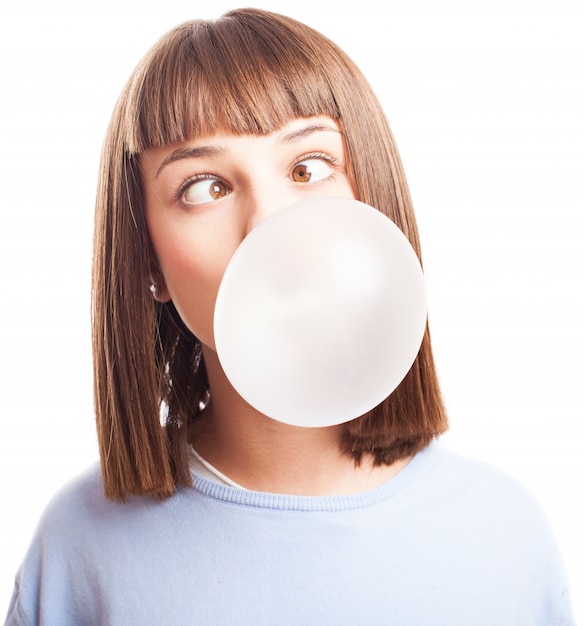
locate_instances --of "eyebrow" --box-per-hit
[155,145,225,178]
[154,123,341,178]
[278,123,341,145]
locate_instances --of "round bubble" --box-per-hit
[213,197,427,428]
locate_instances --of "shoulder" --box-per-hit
[37,463,107,525]
[416,444,567,573]
[6,465,196,625]
[34,463,195,540]
[409,444,564,555]
[5,465,108,625]
[406,444,575,623]
[15,462,197,580]
[420,443,548,510]
[28,463,139,545]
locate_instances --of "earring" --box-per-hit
[198,389,211,413]
[149,281,170,303]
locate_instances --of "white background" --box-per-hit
[1,0,583,620]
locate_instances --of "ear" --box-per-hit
[148,276,171,303]
[148,251,171,302]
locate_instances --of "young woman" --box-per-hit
[5,8,574,625]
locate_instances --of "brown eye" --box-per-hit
[184,178,230,205]
[291,158,332,184]
[292,164,312,182]
[209,181,228,199]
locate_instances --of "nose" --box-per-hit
[244,181,299,235]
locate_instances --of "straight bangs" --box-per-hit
[123,11,345,155]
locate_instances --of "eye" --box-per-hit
[291,158,332,184]
[183,177,230,205]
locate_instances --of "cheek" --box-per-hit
[150,220,237,347]
[331,176,357,201]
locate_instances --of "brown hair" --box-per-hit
[93,8,448,500]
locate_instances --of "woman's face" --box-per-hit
[140,116,356,350]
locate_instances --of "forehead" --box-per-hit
[139,116,344,176]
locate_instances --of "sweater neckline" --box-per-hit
[187,442,436,512]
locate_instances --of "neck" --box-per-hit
[190,348,409,496]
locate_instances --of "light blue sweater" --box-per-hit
[5,444,575,625]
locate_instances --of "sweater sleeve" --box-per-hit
[4,577,30,626]
[3,467,106,626]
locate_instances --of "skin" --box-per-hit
[140,116,410,495]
